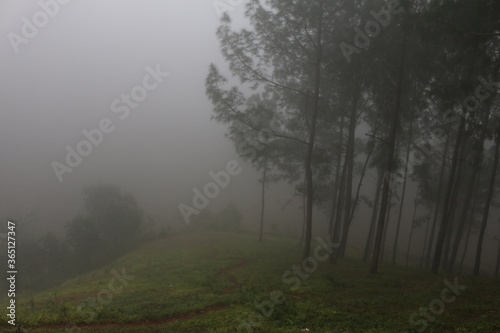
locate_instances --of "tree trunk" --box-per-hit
[473,130,500,276]
[302,12,323,260]
[328,116,345,240]
[338,80,361,259]
[495,239,500,278]
[458,206,474,274]
[406,186,420,266]
[380,191,394,264]
[300,186,306,246]
[363,166,383,263]
[432,117,465,273]
[346,128,378,257]
[420,204,434,268]
[449,105,488,271]
[331,117,347,264]
[370,39,406,274]
[442,133,467,270]
[425,138,449,269]
[392,114,414,265]
[350,129,379,224]
[459,181,479,273]
[258,154,267,243]
[330,171,345,263]
[447,172,476,271]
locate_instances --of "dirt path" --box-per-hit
[215,258,250,294]
[15,303,229,331]
[16,248,250,331]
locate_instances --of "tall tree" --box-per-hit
[363,166,383,263]
[474,126,500,275]
[392,113,414,265]
[206,0,337,259]
[370,38,407,274]
[259,153,268,242]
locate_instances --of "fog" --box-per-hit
[0,0,308,236]
[0,1,498,273]
[1,1,499,331]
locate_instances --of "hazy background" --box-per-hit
[0,0,496,268]
[0,0,312,237]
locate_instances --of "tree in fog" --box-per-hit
[207,0,338,258]
[188,204,243,232]
[66,184,143,269]
[474,124,500,275]
[423,0,500,274]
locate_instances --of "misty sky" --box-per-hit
[0,0,307,234]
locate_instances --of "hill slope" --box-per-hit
[1,232,499,332]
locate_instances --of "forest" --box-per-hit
[0,0,499,332]
[205,0,500,277]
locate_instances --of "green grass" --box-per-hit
[1,231,499,332]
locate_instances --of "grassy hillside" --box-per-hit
[1,232,499,332]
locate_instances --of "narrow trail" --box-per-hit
[206,243,251,293]
[216,258,250,294]
[15,303,229,331]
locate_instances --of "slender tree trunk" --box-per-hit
[425,138,449,269]
[442,134,467,270]
[342,129,379,261]
[449,108,488,271]
[382,127,402,265]
[258,154,267,243]
[494,239,500,278]
[474,131,500,275]
[447,172,476,271]
[328,116,345,239]
[459,181,479,273]
[442,203,457,270]
[363,166,383,263]
[300,187,306,246]
[370,39,406,274]
[458,207,474,274]
[338,81,361,259]
[392,115,414,265]
[432,117,465,273]
[380,192,394,264]
[406,187,420,266]
[303,137,315,258]
[331,118,347,263]
[302,12,323,260]
[420,204,434,268]
[448,172,478,270]
[349,128,378,225]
